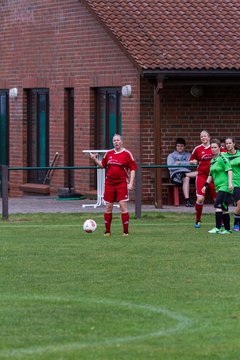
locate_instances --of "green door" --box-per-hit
[96,88,122,149]
[108,91,122,147]
[27,89,49,183]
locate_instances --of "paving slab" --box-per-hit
[0,196,219,214]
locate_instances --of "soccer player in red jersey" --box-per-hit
[90,134,137,236]
[189,130,216,228]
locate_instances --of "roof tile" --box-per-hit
[82,0,240,70]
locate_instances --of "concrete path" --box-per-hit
[0,196,218,214]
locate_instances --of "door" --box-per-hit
[27,89,49,183]
[95,88,122,149]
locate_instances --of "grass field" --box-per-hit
[1,212,240,360]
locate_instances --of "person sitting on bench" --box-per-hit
[167,138,196,207]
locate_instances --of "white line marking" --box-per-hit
[0,294,193,357]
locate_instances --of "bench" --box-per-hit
[160,168,180,206]
[160,168,196,206]
[19,183,50,195]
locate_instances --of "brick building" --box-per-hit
[1,0,240,205]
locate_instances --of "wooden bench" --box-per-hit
[19,183,50,195]
[161,168,180,206]
[160,168,196,206]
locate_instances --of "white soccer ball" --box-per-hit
[83,219,97,233]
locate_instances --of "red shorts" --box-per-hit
[196,173,216,199]
[104,179,129,203]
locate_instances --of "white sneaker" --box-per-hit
[208,227,221,234]
[221,229,232,234]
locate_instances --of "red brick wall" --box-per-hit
[160,85,240,160]
[140,78,155,203]
[0,0,141,195]
[140,80,240,204]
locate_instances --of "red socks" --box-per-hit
[104,212,112,233]
[104,212,129,234]
[195,202,203,223]
[121,212,129,234]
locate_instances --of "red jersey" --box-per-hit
[190,144,226,175]
[190,144,213,175]
[102,148,137,182]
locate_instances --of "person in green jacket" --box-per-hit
[224,137,240,231]
[202,138,233,234]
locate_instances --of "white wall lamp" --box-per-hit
[9,88,18,99]
[121,85,132,98]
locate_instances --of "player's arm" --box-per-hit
[222,156,233,191]
[202,175,212,194]
[189,158,198,165]
[227,169,233,191]
[127,153,137,190]
[128,170,135,190]
[90,152,103,168]
[189,149,198,165]
[167,153,175,166]
[182,153,193,166]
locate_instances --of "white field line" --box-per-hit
[0,295,194,358]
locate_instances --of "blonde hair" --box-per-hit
[113,134,122,140]
[200,130,210,137]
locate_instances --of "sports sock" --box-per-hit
[121,212,129,234]
[104,212,112,233]
[195,202,203,223]
[234,213,240,226]
[216,211,223,229]
[222,212,230,231]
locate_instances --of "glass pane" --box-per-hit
[39,94,47,167]
[98,92,106,149]
[27,90,49,183]
[108,93,117,146]
[30,93,38,167]
[96,88,121,150]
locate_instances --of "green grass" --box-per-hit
[1,212,240,360]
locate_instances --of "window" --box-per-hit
[0,90,9,166]
[95,88,122,149]
[27,89,49,183]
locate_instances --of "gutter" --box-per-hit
[141,69,240,77]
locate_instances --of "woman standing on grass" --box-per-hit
[224,137,240,231]
[189,130,216,228]
[202,139,233,234]
[90,134,137,236]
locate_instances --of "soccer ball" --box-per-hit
[83,219,97,233]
